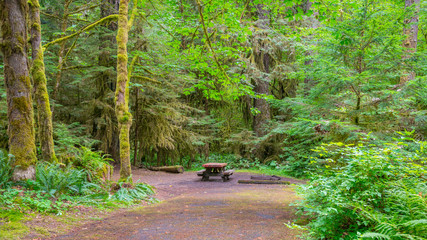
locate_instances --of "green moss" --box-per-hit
[9,93,37,168]
[29,1,57,163]
[0,210,29,240]
[30,226,50,237]
[19,75,32,90]
[27,0,40,8]
[13,95,31,114]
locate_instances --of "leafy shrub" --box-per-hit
[295,138,427,239]
[0,150,15,188]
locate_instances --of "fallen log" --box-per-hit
[250,175,281,181]
[238,180,290,185]
[149,165,184,173]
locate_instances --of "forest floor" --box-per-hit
[24,169,305,240]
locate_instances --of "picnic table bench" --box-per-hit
[197,163,234,182]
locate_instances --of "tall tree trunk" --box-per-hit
[51,0,71,117]
[252,4,271,137]
[28,0,57,163]
[401,0,420,83]
[115,0,134,180]
[0,0,37,180]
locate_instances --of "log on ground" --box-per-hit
[238,180,290,185]
[149,165,185,173]
[250,175,281,180]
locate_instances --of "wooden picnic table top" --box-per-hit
[202,162,227,168]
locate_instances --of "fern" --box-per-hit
[33,163,88,197]
[111,182,155,202]
[0,151,15,188]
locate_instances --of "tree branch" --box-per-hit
[43,14,119,49]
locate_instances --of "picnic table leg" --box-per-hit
[202,171,209,181]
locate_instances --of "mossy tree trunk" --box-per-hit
[0,0,37,180]
[28,0,57,163]
[115,0,137,180]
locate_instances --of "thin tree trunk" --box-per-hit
[29,0,57,163]
[115,0,134,180]
[1,0,37,180]
[401,0,420,83]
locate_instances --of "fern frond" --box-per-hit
[360,232,391,240]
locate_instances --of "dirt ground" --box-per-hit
[48,168,304,240]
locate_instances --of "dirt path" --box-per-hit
[54,169,304,240]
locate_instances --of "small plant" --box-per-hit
[0,150,15,188]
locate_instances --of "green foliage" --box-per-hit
[0,150,15,188]
[294,137,427,239]
[111,181,156,203]
[73,147,113,181]
[53,123,99,161]
[31,162,90,197]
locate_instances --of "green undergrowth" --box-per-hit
[291,132,427,239]
[0,148,156,238]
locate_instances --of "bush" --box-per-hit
[295,138,427,239]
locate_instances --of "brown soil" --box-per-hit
[38,169,304,240]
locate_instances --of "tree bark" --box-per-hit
[401,0,420,83]
[29,0,57,163]
[252,4,271,137]
[0,0,37,180]
[115,0,132,180]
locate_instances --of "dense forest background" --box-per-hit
[1,0,425,174]
[0,0,426,239]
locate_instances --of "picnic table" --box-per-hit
[197,163,234,182]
